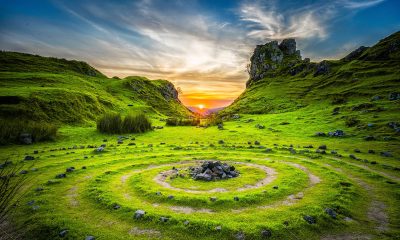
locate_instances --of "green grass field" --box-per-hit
[1,112,399,239]
[0,32,399,239]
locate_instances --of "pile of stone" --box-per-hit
[189,161,239,181]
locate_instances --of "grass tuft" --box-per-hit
[97,112,152,134]
[0,119,58,145]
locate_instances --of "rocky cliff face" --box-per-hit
[158,82,181,102]
[247,39,303,87]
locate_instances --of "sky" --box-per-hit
[1,0,399,108]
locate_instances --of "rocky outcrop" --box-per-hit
[158,82,180,102]
[343,46,369,61]
[247,39,303,87]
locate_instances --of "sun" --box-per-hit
[198,104,205,109]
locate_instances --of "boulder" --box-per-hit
[19,133,32,145]
[96,146,105,152]
[85,236,95,240]
[325,208,337,219]
[160,217,169,222]
[315,132,326,137]
[318,145,327,150]
[261,229,272,238]
[24,155,35,161]
[59,230,68,238]
[314,61,329,76]
[303,215,316,224]
[380,151,393,157]
[134,210,146,219]
[56,173,67,178]
[389,92,400,100]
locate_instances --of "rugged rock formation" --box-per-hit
[158,82,180,102]
[247,38,303,87]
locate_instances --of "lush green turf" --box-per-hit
[1,113,399,239]
[0,32,399,239]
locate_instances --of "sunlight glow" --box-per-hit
[198,104,205,109]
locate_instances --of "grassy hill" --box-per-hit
[0,51,192,125]
[220,31,400,140]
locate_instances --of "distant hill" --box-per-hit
[0,52,192,124]
[222,31,400,115]
[188,106,225,116]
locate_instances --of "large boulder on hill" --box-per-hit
[247,39,302,87]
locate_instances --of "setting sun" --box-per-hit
[198,104,205,109]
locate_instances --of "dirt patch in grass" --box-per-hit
[128,227,161,238]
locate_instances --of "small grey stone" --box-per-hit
[59,230,68,238]
[261,229,272,238]
[134,210,146,219]
[160,217,169,222]
[303,215,316,224]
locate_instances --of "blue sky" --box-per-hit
[1,0,399,107]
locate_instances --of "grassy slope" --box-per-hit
[221,32,400,140]
[0,51,192,124]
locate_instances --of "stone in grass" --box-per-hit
[167,195,174,200]
[261,229,272,238]
[368,150,375,154]
[273,186,279,189]
[117,140,123,144]
[56,173,66,179]
[318,145,327,150]
[32,205,40,211]
[86,236,96,240]
[354,149,361,153]
[380,151,393,157]
[35,187,44,192]
[234,196,239,201]
[183,220,190,226]
[82,166,87,169]
[160,217,169,223]
[303,215,316,224]
[330,150,337,155]
[33,150,39,154]
[210,197,217,202]
[24,155,35,161]
[113,204,121,210]
[215,226,222,231]
[349,154,357,160]
[254,140,260,145]
[27,200,35,206]
[315,132,326,137]
[59,230,68,238]
[234,231,245,240]
[325,208,337,219]
[96,146,105,152]
[66,167,75,173]
[156,191,162,196]
[134,210,146,219]
[264,148,273,153]
[218,140,225,144]
[20,170,28,174]
[364,135,376,141]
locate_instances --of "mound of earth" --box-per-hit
[189,161,239,181]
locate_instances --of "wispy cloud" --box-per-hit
[340,0,385,9]
[239,2,331,40]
